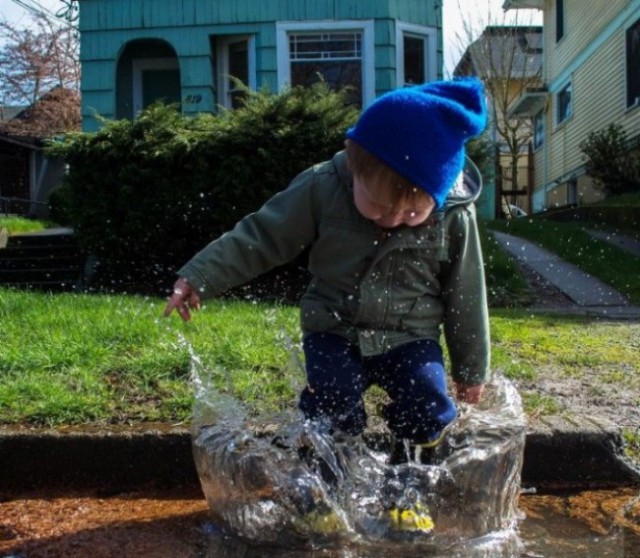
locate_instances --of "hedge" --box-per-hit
[46,83,359,295]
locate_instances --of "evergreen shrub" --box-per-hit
[580,123,640,196]
[46,83,358,294]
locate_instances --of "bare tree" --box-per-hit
[0,13,80,103]
[452,1,542,216]
[0,12,80,136]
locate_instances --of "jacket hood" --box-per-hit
[442,155,483,211]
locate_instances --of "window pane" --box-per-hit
[404,35,425,85]
[556,0,564,42]
[228,41,248,85]
[289,32,363,106]
[567,179,577,205]
[557,84,572,123]
[626,19,640,108]
[291,60,362,106]
[226,40,249,108]
[290,33,361,60]
[533,111,544,148]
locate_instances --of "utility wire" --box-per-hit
[10,0,54,18]
[8,0,71,28]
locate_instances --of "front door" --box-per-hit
[132,58,181,115]
[142,69,181,109]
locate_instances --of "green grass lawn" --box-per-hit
[1,289,638,426]
[0,216,52,235]
[486,218,640,305]
[0,290,300,426]
[479,220,532,308]
[2,199,638,427]
[490,308,640,415]
[591,191,640,208]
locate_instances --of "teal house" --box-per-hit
[78,0,444,131]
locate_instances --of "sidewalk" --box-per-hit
[492,231,640,319]
[489,231,640,488]
[586,229,640,258]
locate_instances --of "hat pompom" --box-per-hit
[346,77,487,209]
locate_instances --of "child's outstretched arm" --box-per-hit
[163,165,320,321]
[164,277,201,322]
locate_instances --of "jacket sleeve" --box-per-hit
[440,205,491,386]
[178,168,319,299]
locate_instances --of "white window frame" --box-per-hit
[276,20,375,107]
[395,22,437,87]
[216,35,256,109]
[132,58,180,115]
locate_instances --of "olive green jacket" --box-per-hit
[179,151,490,386]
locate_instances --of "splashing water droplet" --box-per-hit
[187,335,526,552]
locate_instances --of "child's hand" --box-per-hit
[455,383,484,404]
[164,278,201,322]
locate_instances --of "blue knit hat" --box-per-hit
[346,77,487,209]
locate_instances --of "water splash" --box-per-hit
[190,338,526,553]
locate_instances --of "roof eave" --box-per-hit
[0,133,43,149]
[508,88,548,118]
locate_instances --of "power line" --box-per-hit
[10,0,54,18]
[8,0,72,29]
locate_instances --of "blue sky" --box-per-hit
[1,0,63,25]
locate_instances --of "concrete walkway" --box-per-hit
[492,231,640,318]
[586,229,640,258]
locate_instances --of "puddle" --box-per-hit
[1,488,639,557]
[186,337,640,556]
[3,340,638,557]
[202,489,640,557]
[189,334,527,549]
[0,486,210,558]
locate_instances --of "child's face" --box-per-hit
[353,176,435,229]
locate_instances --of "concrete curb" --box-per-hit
[2,422,638,493]
[0,425,197,492]
[522,416,640,490]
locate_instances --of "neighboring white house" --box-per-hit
[505,0,640,211]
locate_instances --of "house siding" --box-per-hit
[79,0,442,131]
[547,30,624,181]
[544,0,628,83]
[531,0,640,208]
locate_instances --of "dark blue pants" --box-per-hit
[298,332,457,444]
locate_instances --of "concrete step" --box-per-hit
[0,229,84,291]
[0,267,82,283]
[0,248,81,265]
[7,229,77,248]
